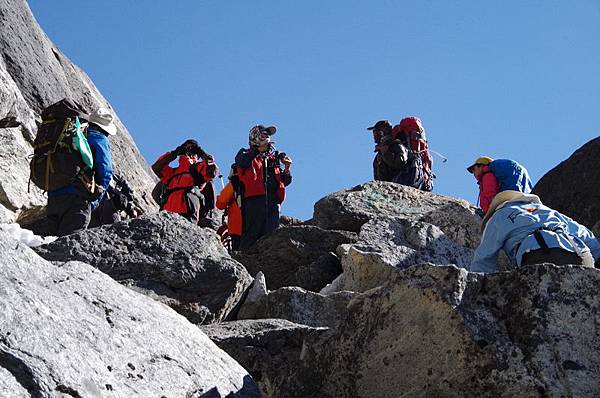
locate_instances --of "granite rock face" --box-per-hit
[35,212,253,324]
[202,319,327,398]
[233,225,357,291]
[313,181,481,249]
[0,0,158,225]
[533,136,600,230]
[301,264,600,398]
[0,230,260,398]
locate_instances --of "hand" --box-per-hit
[173,144,187,156]
[282,156,292,168]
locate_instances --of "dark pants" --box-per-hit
[184,189,204,224]
[47,194,92,237]
[240,196,279,251]
[230,234,241,251]
[521,247,595,268]
[89,197,121,228]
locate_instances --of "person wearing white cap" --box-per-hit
[47,106,116,236]
[470,190,600,273]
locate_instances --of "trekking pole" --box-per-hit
[218,175,225,189]
[429,149,448,163]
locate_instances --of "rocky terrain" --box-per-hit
[2,0,600,397]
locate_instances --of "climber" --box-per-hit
[467,156,533,215]
[368,120,408,183]
[151,139,218,224]
[46,107,116,236]
[216,165,243,251]
[89,174,140,227]
[470,190,600,273]
[235,124,292,251]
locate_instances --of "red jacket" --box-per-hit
[216,182,242,236]
[236,153,286,203]
[477,165,500,214]
[155,151,216,215]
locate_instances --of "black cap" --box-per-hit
[255,124,277,135]
[367,120,392,132]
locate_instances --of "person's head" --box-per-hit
[367,120,392,144]
[249,124,276,151]
[467,156,494,178]
[88,107,117,136]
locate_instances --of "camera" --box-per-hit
[273,150,287,163]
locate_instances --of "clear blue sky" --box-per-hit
[29,1,600,220]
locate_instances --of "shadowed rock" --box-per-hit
[533,136,600,230]
[202,319,327,398]
[233,225,357,291]
[0,230,260,397]
[35,212,253,324]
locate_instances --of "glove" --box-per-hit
[173,143,187,156]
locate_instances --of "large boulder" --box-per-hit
[313,181,481,248]
[0,230,260,397]
[336,216,475,292]
[300,264,600,397]
[35,212,253,324]
[0,0,158,225]
[233,225,357,291]
[202,319,327,398]
[238,278,357,328]
[533,136,600,229]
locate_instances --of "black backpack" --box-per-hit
[30,99,90,192]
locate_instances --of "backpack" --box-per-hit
[489,159,533,194]
[391,117,434,191]
[30,99,92,192]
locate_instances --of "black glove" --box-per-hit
[173,143,187,156]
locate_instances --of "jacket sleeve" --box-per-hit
[235,147,259,169]
[559,212,600,262]
[281,170,292,187]
[151,151,177,179]
[87,131,113,197]
[479,172,499,213]
[470,218,505,273]
[380,141,408,169]
[216,183,234,210]
[194,160,216,183]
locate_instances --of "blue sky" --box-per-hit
[29,1,600,220]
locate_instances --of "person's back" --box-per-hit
[216,181,242,250]
[471,191,600,272]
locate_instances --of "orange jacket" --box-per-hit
[477,165,500,214]
[155,151,216,215]
[216,182,242,236]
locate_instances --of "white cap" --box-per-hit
[88,107,117,136]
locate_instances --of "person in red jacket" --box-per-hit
[235,125,292,251]
[216,165,243,251]
[467,156,500,215]
[152,139,218,223]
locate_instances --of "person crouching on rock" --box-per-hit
[152,139,218,224]
[235,124,292,251]
[368,120,408,183]
[470,190,600,273]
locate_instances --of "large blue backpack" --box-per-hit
[489,159,533,193]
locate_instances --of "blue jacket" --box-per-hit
[471,199,600,273]
[48,128,113,208]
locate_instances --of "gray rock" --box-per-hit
[302,264,600,397]
[238,285,356,328]
[0,230,260,397]
[0,203,15,224]
[0,0,158,225]
[313,181,481,248]
[35,212,253,324]
[338,216,475,292]
[233,225,357,291]
[201,319,327,398]
[533,136,600,230]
